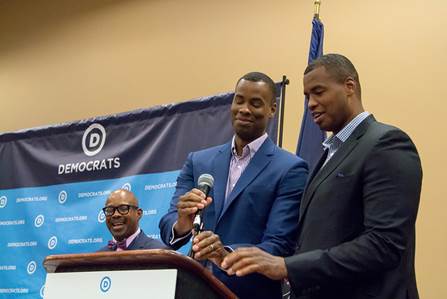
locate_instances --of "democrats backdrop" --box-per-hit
[0,88,280,298]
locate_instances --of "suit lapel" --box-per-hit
[297,149,327,218]
[216,138,275,224]
[298,116,375,224]
[127,230,143,250]
[210,142,232,229]
[307,149,328,185]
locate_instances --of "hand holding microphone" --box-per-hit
[192,174,214,235]
[174,174,214,236]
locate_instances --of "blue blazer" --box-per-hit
[159,137,308,299]
[98,229,168,251]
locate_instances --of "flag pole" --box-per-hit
[278,75,289,148]
[314,0,321,19]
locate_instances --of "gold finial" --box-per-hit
[314,0,321,19]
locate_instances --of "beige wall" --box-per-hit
[1,0,446,297]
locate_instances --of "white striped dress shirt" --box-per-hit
[322,111,370,166]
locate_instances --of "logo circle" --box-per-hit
[48,236,58,250]
[97,210,106,223]
[121,183,131,191]
[0,196,7,208]
[40,285,45,298]
[27,261,37,274]
[58,191,67,204]
[82,123,106,157]
[100,276,112,293]
[34,215,45,228]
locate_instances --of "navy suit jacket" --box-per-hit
[98,229,168,251]
[159,137,308,299]
[285,116,422,299]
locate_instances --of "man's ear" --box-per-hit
[344,77,356,96]
[137,208,143,220]
[269,100,277,118]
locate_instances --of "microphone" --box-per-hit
[192,173,214,234]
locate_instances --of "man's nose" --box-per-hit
[111,209,121,217]
[237,104,251,114]
[307,95,317,110]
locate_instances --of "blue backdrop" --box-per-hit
[0,87,280,298]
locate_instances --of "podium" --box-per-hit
[43,249,237,299]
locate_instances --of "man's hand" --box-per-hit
[221,247,288,280]
[192,231,229,266]
[174,189,212,236]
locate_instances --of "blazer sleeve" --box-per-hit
[158,152,195,249]
[285,129,422,292]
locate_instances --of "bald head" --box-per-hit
[106,189,139,207]
[104,189,142,241]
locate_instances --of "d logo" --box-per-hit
[27,261,37,275]
[0,196,6,208]
[122,183,132,191]
[82,123,106,156]
[48,236,58,250]
[34,215,45,228]
[98,210,106,223]
[58,191,67,204]
[100,276,112,293]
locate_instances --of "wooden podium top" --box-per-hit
[43,249,237,299]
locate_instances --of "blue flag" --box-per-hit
[296,17,326,172]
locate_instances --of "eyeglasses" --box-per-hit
[102,204,139,217]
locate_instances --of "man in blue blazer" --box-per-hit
[159,72,308,299]
[221,54,422,299]
[99,189,167,251]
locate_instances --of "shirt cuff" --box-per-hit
[169,221,192,245]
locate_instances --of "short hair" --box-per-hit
[236,72,276,104]
[304,54,361,97]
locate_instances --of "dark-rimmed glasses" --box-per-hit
[102,204,139,217]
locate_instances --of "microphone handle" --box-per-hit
[198,184,211,198]
[192,210,203,233]
[192,183,211,232]
[189,183,212,258]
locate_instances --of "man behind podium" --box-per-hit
[98,189,167,251]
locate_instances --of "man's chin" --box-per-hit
[234,125,252,136]
[235,128,262,141]
[111,227,126,238]
[113,234,126,241]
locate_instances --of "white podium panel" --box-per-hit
[44,269,177,299]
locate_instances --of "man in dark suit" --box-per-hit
[159,72,308,299]
[98,189,167,251]
[221,54,422,299]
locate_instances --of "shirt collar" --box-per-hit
[113,227,141,247]
[231,133,268,158]
[322,111,370,149]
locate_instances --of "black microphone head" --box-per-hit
[198,173,214,188]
